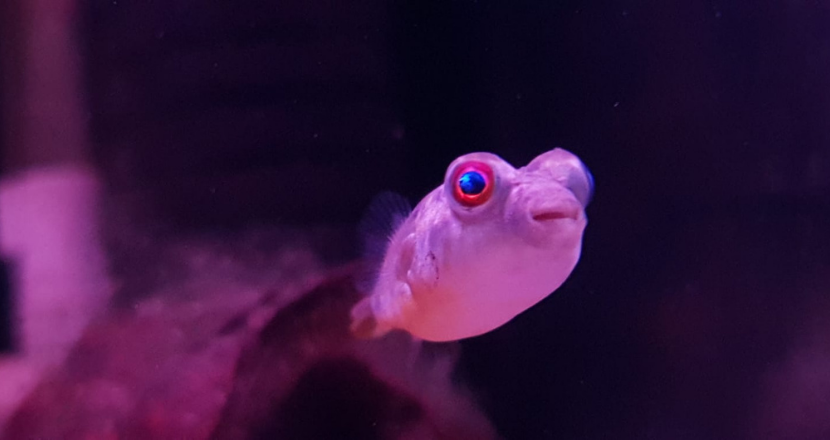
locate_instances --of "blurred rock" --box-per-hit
[212,265,498,440]
[750,292,830,440]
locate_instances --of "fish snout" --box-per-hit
[525,148,594,208]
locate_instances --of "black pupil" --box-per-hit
[459,171,486,195]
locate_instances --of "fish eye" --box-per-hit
[451,161,495,207]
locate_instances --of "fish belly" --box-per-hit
[405,246,579,341]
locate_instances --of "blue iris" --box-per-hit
[458,171,486,195]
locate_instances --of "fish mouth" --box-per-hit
[531,208,579,222]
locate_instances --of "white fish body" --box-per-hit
[351,148,593,342]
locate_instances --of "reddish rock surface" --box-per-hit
[2,236,496,440]
[212,265,497,440]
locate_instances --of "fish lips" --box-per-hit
[524,183,585,224]
[531,205,581,222]
[515,196,586,248]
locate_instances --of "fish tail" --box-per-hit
[349,297,391,339]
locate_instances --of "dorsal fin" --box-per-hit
[355,191,412,294]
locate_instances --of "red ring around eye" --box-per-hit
[451,161,495,207]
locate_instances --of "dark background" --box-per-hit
[0,0,10,353]
[79,1,830,439]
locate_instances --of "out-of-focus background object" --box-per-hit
[1,1,829,439]
[0,0,110,428]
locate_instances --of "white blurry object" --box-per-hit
[0,165,110,361]
[0,165,111,427]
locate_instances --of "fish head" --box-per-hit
[441,148,592,251]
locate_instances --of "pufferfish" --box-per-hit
[351,148,593,342]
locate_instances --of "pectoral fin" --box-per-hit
[350,297,389,339]
[349,281,414,339]
[355,192,412,294]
